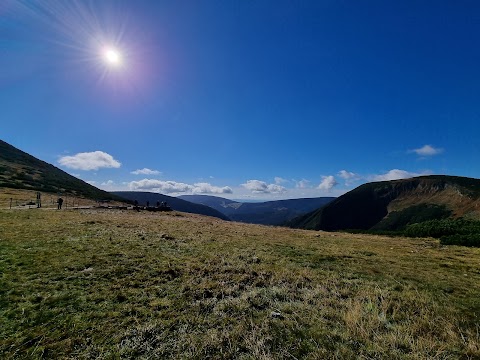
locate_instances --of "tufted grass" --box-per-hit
[1,208,479,359]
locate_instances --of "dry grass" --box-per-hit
[0,188,126,209]
[1,208,479,359]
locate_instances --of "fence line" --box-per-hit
[0,191,97,209]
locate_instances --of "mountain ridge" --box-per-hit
[289,175,480,231]
[178,194,335,225]
[0,139,122,201]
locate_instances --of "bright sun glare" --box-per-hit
[103,48,122,67]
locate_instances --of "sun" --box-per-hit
[103,47,122,67]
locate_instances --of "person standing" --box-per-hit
[57,197,63,210]
[36,192,41,208]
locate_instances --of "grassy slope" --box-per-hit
[0,140,123,201]
[1,209,479,359]
[290,176,480,231]
[0,188,126,209]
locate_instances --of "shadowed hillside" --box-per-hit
[290,175,480,231]
[178,195,335,225]
[0,139,123,201]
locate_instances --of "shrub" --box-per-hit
[403,219,480,247]
[440,234,480,247]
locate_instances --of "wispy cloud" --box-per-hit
[241,180,287,194]
[274,177,288,184]
[317,176,338,191]
[101,180,115,186]
[371,169,431,181]
[338,170,356,180]
[128,179,232,194]
[409,144,443,157]
[131,168,161,175]
[58,151,121,171]
[337,170,361,185]
[295,179,311,189]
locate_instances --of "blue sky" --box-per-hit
[1,0,479,200]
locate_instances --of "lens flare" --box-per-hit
[103,48,121,67]
[11,1,154,99]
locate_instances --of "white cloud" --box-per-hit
[410,144,443,157]
[295,179,311,189]
[318,176,338,191]
[131,168,161,175]
[267,184,287,194]
[242,180,269,193]
[241,180,287,194]
[58,151,121,171]
[338,170,356,180]
[128,179,233,194]
[192,182,233,194]
[101,180,115,186]
[274,177,288,184]
[85,180,97,185]
[128,179,193,193]
[371,169,431,182]
[338,170,361,185]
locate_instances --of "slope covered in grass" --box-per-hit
[290,175,480,231]
[1,209,479,358]
[0,140,122,201]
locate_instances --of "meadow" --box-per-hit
[1,207,479,359]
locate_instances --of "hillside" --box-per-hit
[112,191,230,221]
[178,195,335,225]
[1,208,479,358]
[0,139,122,201]
[290,175,480,231]
[177,195,242,216]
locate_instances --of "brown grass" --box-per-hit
[389,186,480,219]
[0,188,126,209]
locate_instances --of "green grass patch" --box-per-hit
[1,209,479,358]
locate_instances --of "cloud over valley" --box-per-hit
[59,151,121,171]
[318,176,338,191]
[241,180,287,194]
[128,179,232,194]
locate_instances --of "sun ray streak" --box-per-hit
[14,1,137,87]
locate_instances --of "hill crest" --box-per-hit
[289,175,480,231]
[0,139,121,201]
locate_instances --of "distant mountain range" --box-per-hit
[112,192,230,221]
[289,175,480,231]
[178,195,335,225]
[0,139,122,201]
[7,139,475,233]
[0,139,333,223]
